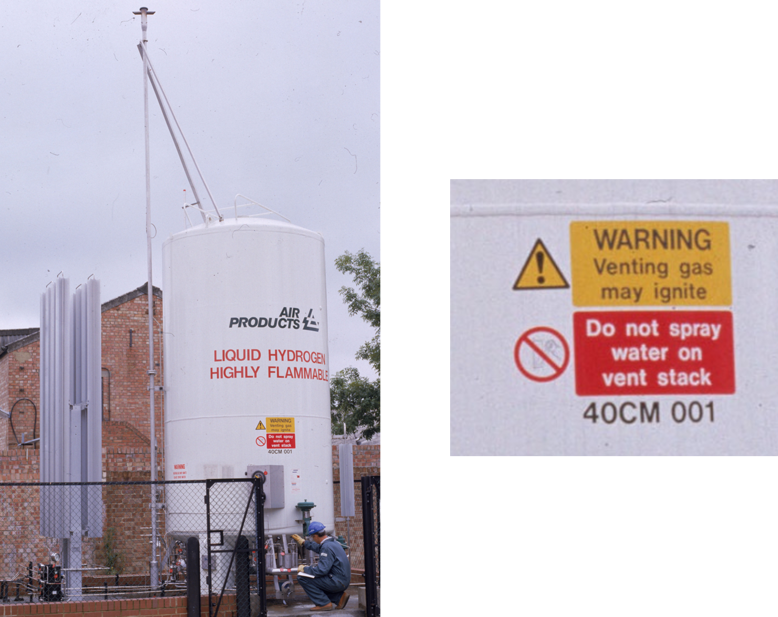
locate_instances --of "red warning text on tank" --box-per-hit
[573,310,735,396]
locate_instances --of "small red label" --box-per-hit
[267,433,296,449]
[573,310,735,396]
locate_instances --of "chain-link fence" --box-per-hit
[0,479,261,607]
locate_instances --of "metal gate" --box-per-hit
[205,477,266,617]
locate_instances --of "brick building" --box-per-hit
[0,283,163,471]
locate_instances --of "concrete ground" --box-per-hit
[263,583,367,616]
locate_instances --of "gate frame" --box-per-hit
[361,475,380,617]
[204,476,265,617]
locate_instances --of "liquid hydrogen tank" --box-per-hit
[162,215,333,536]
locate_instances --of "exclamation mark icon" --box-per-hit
[536,251,545,285]
[513,239,570,291]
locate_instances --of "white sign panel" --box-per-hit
[451,203,778,455]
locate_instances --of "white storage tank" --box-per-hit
[162,216,333,536]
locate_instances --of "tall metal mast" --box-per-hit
[133,5,159,589]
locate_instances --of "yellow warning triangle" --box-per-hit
[256,420,266,431]
[513,239,570,290]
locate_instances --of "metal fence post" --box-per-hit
[187,536,200,617]
[361,475,380,617]
[235,536,250,617]
[253,474,267,617]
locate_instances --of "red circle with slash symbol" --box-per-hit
[514,327,570,382]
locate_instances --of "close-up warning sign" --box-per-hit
[449,202,778,455]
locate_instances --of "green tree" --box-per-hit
[330,250,380,439]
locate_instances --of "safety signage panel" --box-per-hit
[450,202,778,455]
[266,417,295,433]
[261,417,297,452]
[573,310,735,395]
[570,221,731,306]
[267,433,296,449]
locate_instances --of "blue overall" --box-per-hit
[298,536,351,607]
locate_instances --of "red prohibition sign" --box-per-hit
[514,326,570,382]
[256,436,266,447]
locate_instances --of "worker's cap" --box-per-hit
[306,521,326,536]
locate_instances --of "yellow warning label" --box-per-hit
[266,417,295,433]
[255,420,266,431]
[513,239,570,290]
[570,221,731,306]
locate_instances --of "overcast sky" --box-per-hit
[1,0,379,380]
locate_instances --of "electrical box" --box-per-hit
[247,465,285,509]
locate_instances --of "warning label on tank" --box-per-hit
[265,418,296,452]
[570,221,731,306]
[267,417,295,433]
[267,434,296,449]
[573,310,735,395]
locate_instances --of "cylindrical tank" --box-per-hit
[162,216,333,536]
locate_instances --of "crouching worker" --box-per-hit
[291,521,351,611]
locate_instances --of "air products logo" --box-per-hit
[229,307,320,332]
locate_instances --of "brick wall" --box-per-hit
[0,342,40,450]
[331,443,380,579]
[0,446,154,577]
[102,421,150,451]
[0,594,240,617]
[0,354,8,448]
[0,448,40,482]
[100,288,164,470]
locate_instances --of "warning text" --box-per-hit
[570,221,732,307]
[573,310,735,395]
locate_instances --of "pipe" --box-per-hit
[137,43,206,224]
[133,5,159,589]
[138,45,222,221]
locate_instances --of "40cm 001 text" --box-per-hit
[583,400,715,425]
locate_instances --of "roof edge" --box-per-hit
[1,284,163,358]
[101,283,162,313]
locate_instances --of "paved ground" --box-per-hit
[264,597,363,616]
[262,583,366,616]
